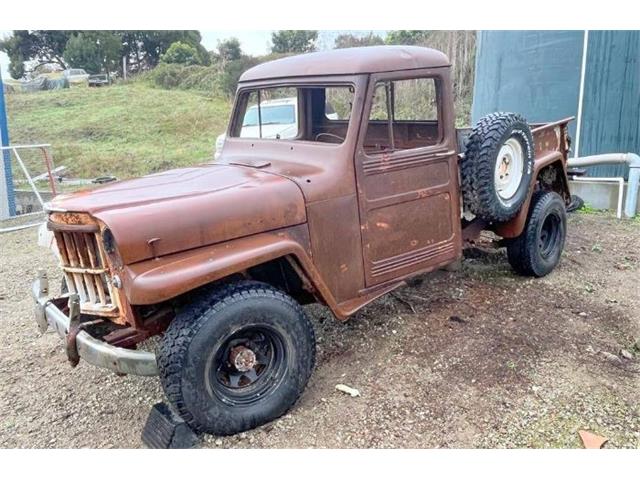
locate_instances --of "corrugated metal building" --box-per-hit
[472,30,640,179]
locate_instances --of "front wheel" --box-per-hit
[506,191,567,277]
[157,281,316,436]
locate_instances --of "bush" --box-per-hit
[215,56,261,98]
[161,41,203,66]
[141,52,290,98]
[142,63,218,92]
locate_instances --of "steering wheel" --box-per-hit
[314,132,345,143]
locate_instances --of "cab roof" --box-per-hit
[239,46,450,83]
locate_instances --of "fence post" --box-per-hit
[0,69,16,219]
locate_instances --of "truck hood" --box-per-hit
[48,164,306,264]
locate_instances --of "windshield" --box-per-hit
[230,85,354,144]
[243,104,296,127]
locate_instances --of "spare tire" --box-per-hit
[461,112,535,222]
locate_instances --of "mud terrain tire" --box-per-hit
[462,112,535,221]
[157,281,316,436]
[507,190,567,277]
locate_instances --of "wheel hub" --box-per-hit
[495,138,525,201]
[229,345,257,372]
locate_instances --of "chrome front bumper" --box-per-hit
[32,270,159,376]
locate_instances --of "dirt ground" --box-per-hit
[0,211,638,448]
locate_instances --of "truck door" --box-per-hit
[354,70,462,287]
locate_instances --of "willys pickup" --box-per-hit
[33,46,573,435]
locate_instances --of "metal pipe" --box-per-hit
[0,144,52,150]
[0,222,42,234]
[13,147,45,207]
[567,153,640,218]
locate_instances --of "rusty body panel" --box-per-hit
[494,118,573,238]
[50,165,306,264]
[240,46,450,82]
[354,67,462,287]
[41,46,573,345]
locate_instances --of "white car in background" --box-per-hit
[62,68,90,86]
[214,97,338,159]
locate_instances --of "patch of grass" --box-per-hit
[6,83,231,179]
[578,203,605,215]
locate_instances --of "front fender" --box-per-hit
[123,224,318,305]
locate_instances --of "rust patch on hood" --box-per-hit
[48,164,307,264]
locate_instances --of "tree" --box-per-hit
[63,31,122,74]
[94,31,123,74]
[63,33,100,73]
[0,30,75,78]
[0,33,28,78]
[385,30,428,45]
[270,30,318,54]
[217,56,261,98]
[334,32,385,49]
[217,38,242,64]
[385,31,477,125]
[161,41,201,65]
[1,30,210,78]
[120,30,209,72]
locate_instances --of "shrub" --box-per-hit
[161,41,203,66]
[141,52,290,98]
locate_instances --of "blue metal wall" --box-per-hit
[0,70,16,216]
[472,30,640,179]
[579,30,640,178]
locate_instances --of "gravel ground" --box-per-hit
[0,211,638,448]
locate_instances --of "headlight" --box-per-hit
[102,228,117,254]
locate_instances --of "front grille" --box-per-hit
[54,230,118,316]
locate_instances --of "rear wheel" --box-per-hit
[157,281,315,436]
[507,191,567,277]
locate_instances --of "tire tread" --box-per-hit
[462,112,534,222]
[506,190,566,277]
[157,281,315,434]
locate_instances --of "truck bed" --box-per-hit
[456,117,574,159]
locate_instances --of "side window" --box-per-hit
[369,83,390,121]
[363,77,441,154]
[394,78,438,121]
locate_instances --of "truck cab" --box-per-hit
[34,46,572,437]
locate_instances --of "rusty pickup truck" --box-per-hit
[34,46,572,436]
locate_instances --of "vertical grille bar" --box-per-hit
[55,232,77,295]
[85,233,107,305]
[74,233,97,304]
[62,232,88,303]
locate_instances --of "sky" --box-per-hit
[0,30,385,80]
